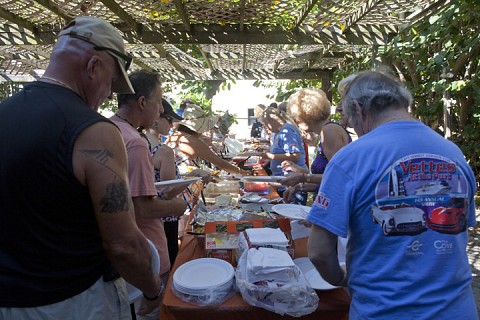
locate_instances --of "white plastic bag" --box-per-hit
[235,248,319,317]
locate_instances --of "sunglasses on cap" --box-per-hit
[93,46,132,71]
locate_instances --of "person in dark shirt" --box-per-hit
[250,119,264,138]
[0,16,162,319]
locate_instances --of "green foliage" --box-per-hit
[174,80,237,132]
[0,82,24,101]
[380,0,480,182]
[177,80,231,114]
[99,96,118,114]
[178,80,215,114]
[253,79,324,103]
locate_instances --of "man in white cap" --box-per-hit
[0,16,161,319]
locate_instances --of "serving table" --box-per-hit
[160,234,350,320]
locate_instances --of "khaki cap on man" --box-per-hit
[58,16,134,94]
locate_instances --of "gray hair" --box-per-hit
[337,74,357,97]
[342,71,412,122]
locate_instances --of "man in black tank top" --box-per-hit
[0,16,162,319]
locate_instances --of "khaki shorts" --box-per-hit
[0,277,130,320]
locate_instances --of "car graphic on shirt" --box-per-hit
[371,203,427,236]
[414,180,451,195]
[428,197,467,234]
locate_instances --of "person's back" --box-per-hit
[310,121,352,174]
[0,16,164,319]
[0,82,110,306]
[307,71,478,320]
[326,121,476,319]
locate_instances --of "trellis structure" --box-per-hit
[0,0,451,84]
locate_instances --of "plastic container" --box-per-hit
[244,182,270,195]
[204,181,241,196]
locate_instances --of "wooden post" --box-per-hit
[321,71,333,103]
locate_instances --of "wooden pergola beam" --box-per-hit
[293,0,320,31]
[18,45,51,59]
[199,46,215,73]
[242,44,247,71]
[34,0,72,22]
[0,22,396,46]
[0,48,43,72]
[100,0,197,73]
[343,0,384,32]
[132,57,155,73]
[151,44,186,74]
[160,69,335,81]
[405,0,451,29]
[239,0,247,32]
[301,45,333,73]
[0,8,35,32]
[119,23,396,45]
[173,0,192,32]
[100,0,143,34]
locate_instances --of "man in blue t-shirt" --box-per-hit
[307,71,478,320]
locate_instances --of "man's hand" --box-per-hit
[137,285,163,316]
[279,172,303,187]
[282,186,297,203]
[186,169,212,184]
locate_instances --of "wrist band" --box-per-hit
[143,285,163,301]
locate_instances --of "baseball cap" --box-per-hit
[58,16,134,94]
[161,98,183,121]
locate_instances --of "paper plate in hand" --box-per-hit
[236,151,264,157]
[242,176,284,184]
[272,204,310,220]
[154,177,201,192]
[294,257,340,290]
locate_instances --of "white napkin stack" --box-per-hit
[246,247,296,283]
[245,227,289,246]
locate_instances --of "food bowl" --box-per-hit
[243,182,269,195]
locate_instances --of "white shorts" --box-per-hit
[0,277,131,320]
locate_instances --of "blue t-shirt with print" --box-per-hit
[269,122,307,178]
[307,121,478,320]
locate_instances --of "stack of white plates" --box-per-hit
[173,258,234,295]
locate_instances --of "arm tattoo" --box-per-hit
[81,149,130,213]
[81,149,113,165]
[100,179,130,214]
